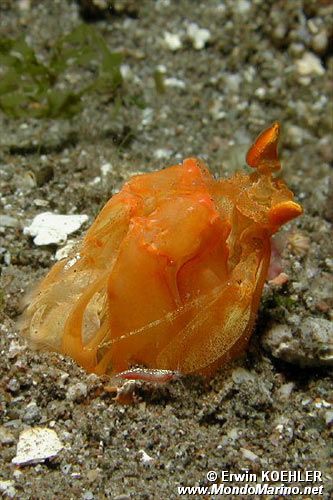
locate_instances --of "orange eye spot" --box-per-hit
[268,201,303,227]
[246,122,281,172]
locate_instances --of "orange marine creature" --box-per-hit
[20,123,302,378]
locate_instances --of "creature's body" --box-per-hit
[20,123,302,377]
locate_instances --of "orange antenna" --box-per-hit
[246,122,281,173]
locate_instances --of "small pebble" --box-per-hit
[8,341,26,360]
[0,427,15,445]
[235,0,251,14]
[23,401,41,424]
[55,240,77,261]
[154,148,173,159]
[100,162,113,176]
[14,171,37,190]
[139,449,154,465]
[324,410,333,426]
[86,469,100,483]
[187,23,211,50]
[241,447,259,462]
[296,52,325,76]
[227,428,239,441]
[272,24,287,45]
[33,199,49,207]
[3,251,11,265]
[314,399,331,409]
[18,0,31,11]
[209,99,226,121]
[164,77,186,89]
[82,492,94,500]
[7,378,20,393]
[311,30,328,54]
[254,87,266,99]
[277,382,295,400]
[262,317,333,367]
[0,481,16,499]
[66,382,88,402]
[0,215,19,228]
[164,32,182,51]
[289,42,305,57]
[223,73,241,93]
[141,108,154,126]
[284,124,311,147]
[231,367,255,384]
[61,464,71,475]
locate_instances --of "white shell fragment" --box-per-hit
[12,427,63,465]
[139,449,154,465]
[241,447,260,462]
[163,31,182,51]
[55,239,77,261]
[100,162,113,176]
[187,23,211,50]
[154,148,173,160]
[0,480,16,499]
[23,212,89,246]
[296,52,325,76]
[164,77,186,89]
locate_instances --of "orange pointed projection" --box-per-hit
[246,122,281,172]
[20,123,302,376]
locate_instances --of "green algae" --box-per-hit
[0,24,123,119]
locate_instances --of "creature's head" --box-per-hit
[245,122,303,232]
[215,122,302,240]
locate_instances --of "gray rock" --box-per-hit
[262,317,333,367]
[311,30,328,55]
[0,480,16,499]
[241,447,260,462]
[277,382,295,401]
[325,410,333,426]
[0,215,20,228]
[231,367,255,384]
[82,492,94,500]
[66,382,88,402]
[23,401,41,424]
[7,378,20,393]
[0,427,15,445]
